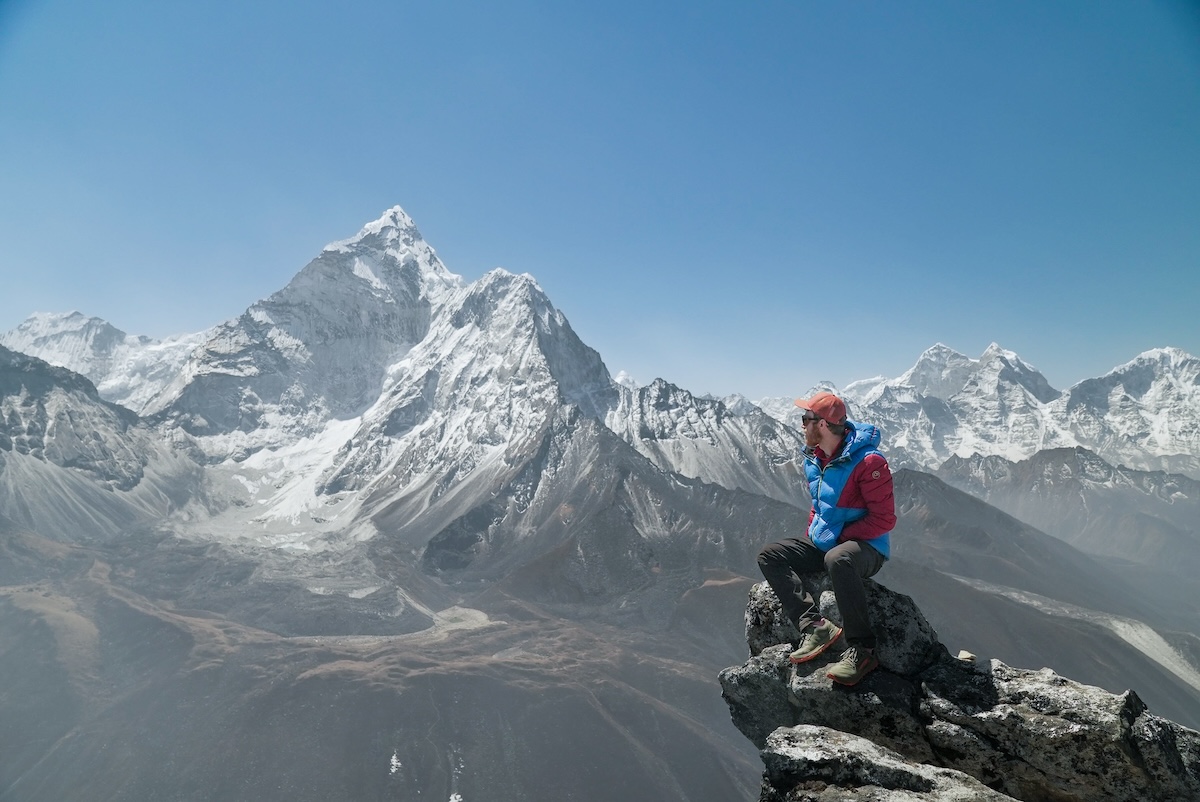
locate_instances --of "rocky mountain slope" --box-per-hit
[0,345,202,542]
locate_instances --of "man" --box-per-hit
[757,391,896,686]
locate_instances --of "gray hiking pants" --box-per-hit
[757,536,885,649]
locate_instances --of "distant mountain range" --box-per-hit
[2,206,1197,801]
[752,341,1200,480]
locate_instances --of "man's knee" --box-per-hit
[823,547,855,574]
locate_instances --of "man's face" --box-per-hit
[801,412,822,447]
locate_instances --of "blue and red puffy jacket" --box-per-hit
[804,420,896,558]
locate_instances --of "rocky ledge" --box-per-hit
[719,580,1200,801]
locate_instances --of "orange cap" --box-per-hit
[794,391,847,424]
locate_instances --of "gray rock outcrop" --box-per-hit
[720,579,1200,801]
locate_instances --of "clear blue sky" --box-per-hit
[2,0,1198,400]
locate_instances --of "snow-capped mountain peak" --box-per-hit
[8,207,1198,500]
[325,205,421,252]
[1,311,131,371]
[133,206,472,446]
[613,371,639,390]
[1103,346,1198,383]
[1048,346,1200,476]
[308,205,463,301]
[967,343,1060,404]
[441,266,617,421]
[884,342,976,402]
[840,375,887,402]
[291,257,627,531]
[859,341,1058,409]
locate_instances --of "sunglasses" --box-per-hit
[801,414,822,426]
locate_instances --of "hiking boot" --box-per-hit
[788,619,843,663]
[826,646,879,686]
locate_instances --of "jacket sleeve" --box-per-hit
[841,453,896,541]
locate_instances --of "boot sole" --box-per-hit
[789,627,843,663]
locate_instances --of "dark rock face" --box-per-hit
[721,580,1200,802]
[0,345,145,488]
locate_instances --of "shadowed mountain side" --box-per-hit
[372,410,809,629]
[938,448,1200,579]
[890,469,1189,633]
[1093,557,1200,642]
[0,533,760,802]
[883,559,1200,731]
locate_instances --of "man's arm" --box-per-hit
[841,454,896,540]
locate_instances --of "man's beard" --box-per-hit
[805,426,821,448]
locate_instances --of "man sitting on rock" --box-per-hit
[757,391,896,686]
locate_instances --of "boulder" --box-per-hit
[759,725,1015,801]
[722,580,1200,801]
[744,575,944,676]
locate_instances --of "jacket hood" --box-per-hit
[804,419,882,462]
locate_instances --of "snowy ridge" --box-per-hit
[753,381,842,432]
[871,341,978,402]
[606,380,809,505]
[0,311,209,414]
[753,343,1200,479]
[1048,347,1200,475]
